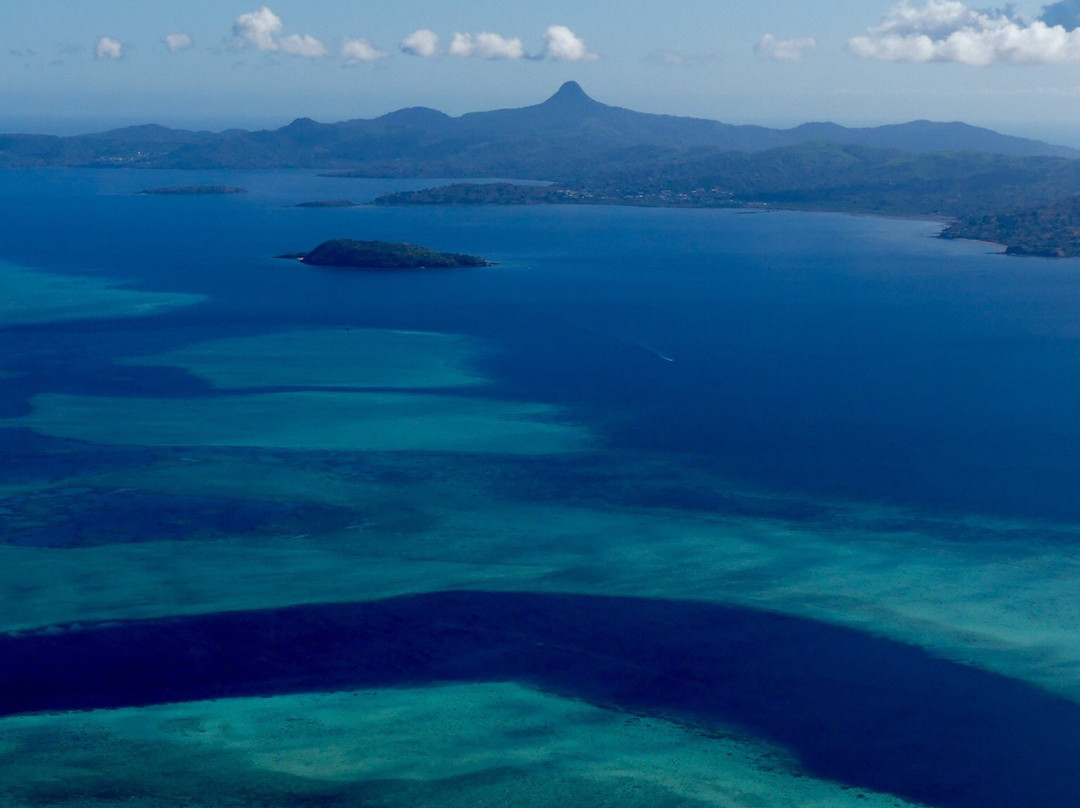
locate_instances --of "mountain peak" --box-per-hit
[541,81,600,112]
[554,81,587,99]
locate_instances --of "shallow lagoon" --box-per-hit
[3,169,1080,807]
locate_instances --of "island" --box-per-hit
[141,185,246,195]
[373,183,583,206]
[279,239,493,269]
[9,83,1080,257]
[295,200,358,208]
[370,182,738,208]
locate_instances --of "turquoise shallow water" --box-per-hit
[6,169,1080,518]
[3,169,1080,807]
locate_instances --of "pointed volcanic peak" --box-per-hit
[455,80,616,136]
[453,82,1080,157]
[538,81,607,115]
[2,82,1079,168]
[453,81,784,151]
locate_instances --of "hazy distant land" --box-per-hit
[295,200,358,208]
[141,185,246,195]
[372,168,1080,257]
[6,82,1074,172]
[7,82,1080,255]
[374,184,577,207]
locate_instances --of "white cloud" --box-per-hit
[448,33,471,57]
[849,0,1080,65]
[95,36,123,60]
[398,26,595,62]
[449,31,524,59]
[754,34,817,61]
[233,7,283,51]
[279,33,327,57]
[341,37,388,62]
[233,7,326,58]
[543,25,597,61]
[401,29,439,57]
[164,33,193,53]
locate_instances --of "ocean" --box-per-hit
[2,168,1079,807]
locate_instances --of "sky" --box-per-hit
[7,0,1080,145]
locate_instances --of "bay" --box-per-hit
[2,169,1080,808]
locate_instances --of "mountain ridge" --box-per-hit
[0,81,1074,170]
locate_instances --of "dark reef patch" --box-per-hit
[1,490,354,548]
[3,591,1079,808]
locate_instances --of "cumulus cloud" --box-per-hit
[341,37,388,62]
[279,33,327,57]
[164,33,193,52]
[543,25,597,61]
[95,36,123,60]
[849,0,1080,65]
[754,34,817,61]
[233,7,283,51]
[401,29,439,57]
[448,33,472,57]
[398,25,595,61]
[449,31,524,59]
[1040,0,1080,30]
[233,7,326,57]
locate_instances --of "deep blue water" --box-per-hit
[4,169,1080,520]
[5,169,1080,807]
[6,591,1080,808]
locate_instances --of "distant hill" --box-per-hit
[371,142,1080,219]
[573,140,1080,217]
[0,82,1075,171]
[780,119,1073,158]
[10,83,1080,254]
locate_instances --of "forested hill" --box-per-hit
[0,82,1075,171]
[12,82,1080,255]
[373,142,1080,220]
[942,196,1080,256]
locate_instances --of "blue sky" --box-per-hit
[7,0,1080,144]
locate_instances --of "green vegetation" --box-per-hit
[941,196,1080,257]
[372,143,1080,255]
[286,239,492,269]
[373,183,582,206]
[371,142,1080,217]
[9,83,1080,256]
